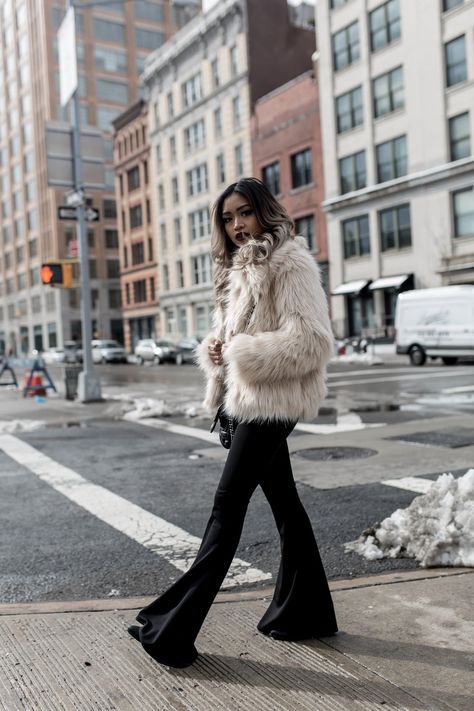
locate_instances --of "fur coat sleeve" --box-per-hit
[222,243,333,385]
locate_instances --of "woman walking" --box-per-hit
[128,178,337,667]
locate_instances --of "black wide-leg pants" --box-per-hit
[135,419,337,667]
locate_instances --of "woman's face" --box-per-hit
[222,191,261,248]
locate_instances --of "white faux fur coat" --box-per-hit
[196,235,334,423]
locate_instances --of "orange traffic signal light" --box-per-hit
[41,262,73,288]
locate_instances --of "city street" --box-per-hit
[1,356,473,605]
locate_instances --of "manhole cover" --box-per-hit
[386,427,474,449]
[294,446,377,461]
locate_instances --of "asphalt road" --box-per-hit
[1,357,473,604]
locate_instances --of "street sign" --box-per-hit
[66,189,85,207]
[45,121,105,190]
[58,206,78,221]
[58,7,77,107]
[85,207,100,222]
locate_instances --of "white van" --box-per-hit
[395,285,474,366]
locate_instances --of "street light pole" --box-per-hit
[67,0,101,401]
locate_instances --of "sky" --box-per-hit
[202,0,315,11]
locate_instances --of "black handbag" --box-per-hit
[210,404,236,449]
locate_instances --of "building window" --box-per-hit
[167,91,174,119]
[452,187,474,237]
[96,78,128,103]
[134,1,164,22]
[108,289,121,309]
[176,260,185,288]
[181,73,202,109]
[189,208,210,241]
[103,199,117,219]
[342,215,370,258]
[232,95,241,128]
[332,21,360,71]
[216,153,226,184]
[131,242,145,265]
[129,204,143,229]
[135,28,164,50]
[211,58,220,88]
[373,66,404,118]
[379,204,411,251]
[449,113,470,161]
[295,215,315,251]
[214,107,223,138]
[331,0,349,7]
[192,254,212,285]
[106,259,120,278]
[133,279,147,303]
[127,166,140,192]
[150,277,156,301]
[376,135,407,182]
[445,36,467,87]
[169,135,177,161]
[230,45,238,76]
[160,223,167,254]
[235,144,244,177]
[174,217,182,247]
[89,259,97,278]
[339,151,366,193]
[93,18,125,43]
[443,0,464,11]
[184,119,205,153]
[94,45,127,73]
[125,283,130,305]
[47,322,58,348]
[262,162,280,195]
[158,184,165,210]
[186,164,208,196]
[291,148,312,189]
[171,176,179,204]
[162,264,170,291]
[156,144,163,172]
[105,229,119,248]
[369,0,400,52]
[336,86,363,133]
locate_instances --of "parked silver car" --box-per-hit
[91,339,127,364]
[134,339,183,365]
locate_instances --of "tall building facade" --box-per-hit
[252,69,329,293]
[143,0,315,340]
[113,100,159,352]
[0,0,200,356]
[317,0,474,338]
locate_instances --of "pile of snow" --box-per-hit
[345,470,474,567]
[0,419,45,434]
[120,396,206,421]
[332,352,383,366]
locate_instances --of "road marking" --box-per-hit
[0,434,271,588]
[442,385,474,394]
[329,368,473,388]
[381,476,433,493]
[328,366,442,379]
[136,416,220,444]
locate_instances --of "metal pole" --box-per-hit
[68,0,102,402]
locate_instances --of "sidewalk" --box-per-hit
[0,569,472,710]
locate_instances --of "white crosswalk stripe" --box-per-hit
[381,477,434,494]
[0,434,271,588]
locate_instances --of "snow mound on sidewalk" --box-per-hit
[332,353,383,366]
[121,396,206,421]
[0,419,45,433]
[345,470,474,567]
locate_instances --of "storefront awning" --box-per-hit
[331,279,370,296]
[369,274,411,291]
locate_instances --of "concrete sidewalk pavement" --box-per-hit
[0,569,472,711]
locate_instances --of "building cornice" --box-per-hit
[322,156,474,213]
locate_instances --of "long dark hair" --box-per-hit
[210,178,294,306]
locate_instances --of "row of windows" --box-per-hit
[158,45,239,124]
[332,0,400,71]
[117,161,149,195]
[124,277,156,306]
[1,265,41,294]
[160,253,212,293]
[343,186,474,260]
[336,65,403,133]
[330,0,464,16]
[261,148,313,197]
[339,111,471,194]
[122,237,154,269]
[124,200,152,231]
[116,124,147,160]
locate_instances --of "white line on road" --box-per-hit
[381,477,434,493]
[329,368,473,388]
[136,417,220,444]
[441,385,474,394]
[0,434,271,588]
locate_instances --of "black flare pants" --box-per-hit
[135,419,337,667]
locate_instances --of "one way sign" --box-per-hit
[58,206,100,222]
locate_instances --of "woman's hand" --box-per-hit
[208,339,225,366]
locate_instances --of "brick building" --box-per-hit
[252,69,329,292]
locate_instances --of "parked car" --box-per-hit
[91,339,127,364]
[134,339,182,365]
[175,337,200,364]
[64,341,83,363]
[395,285,474,366]
[41,347,66,364]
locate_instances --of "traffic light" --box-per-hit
[41,262,73,288]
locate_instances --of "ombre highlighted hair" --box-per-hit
[210,178,294,307]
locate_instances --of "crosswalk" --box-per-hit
[0,433,271,588]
